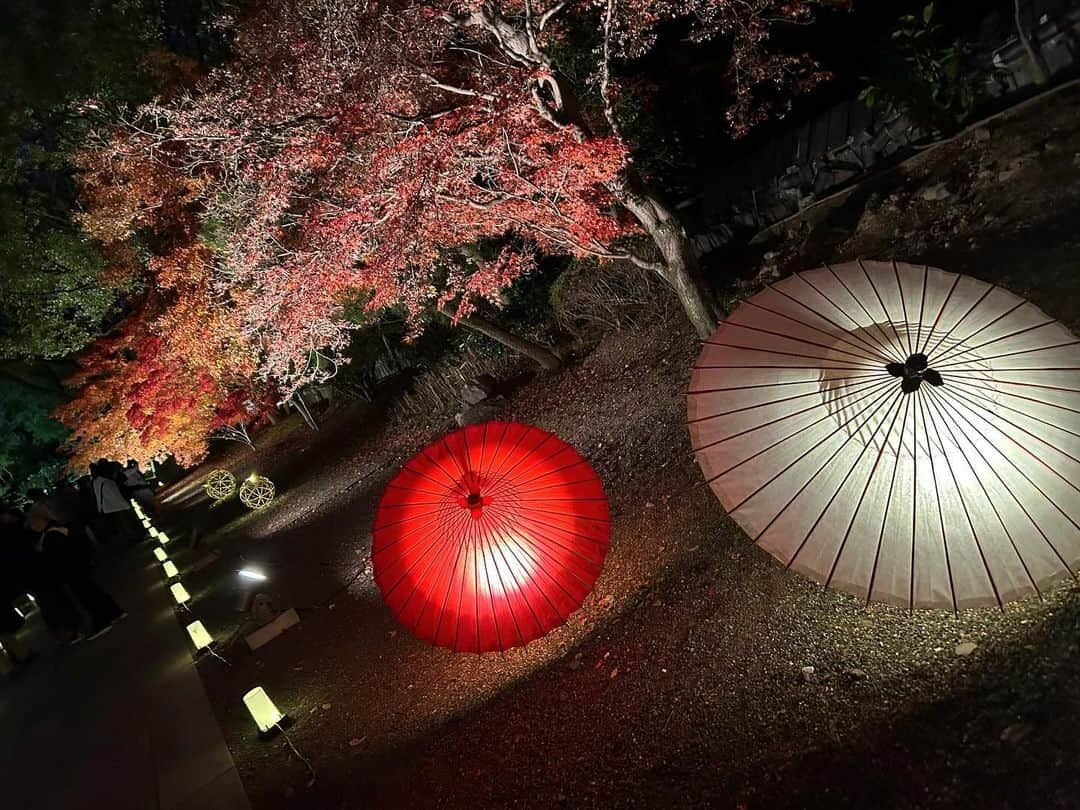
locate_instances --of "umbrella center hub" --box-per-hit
[886,353,944,394]
[466,492,481,506]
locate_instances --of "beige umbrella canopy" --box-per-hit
[688,260,1080,609]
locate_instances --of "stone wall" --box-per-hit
[698,0,1080,249]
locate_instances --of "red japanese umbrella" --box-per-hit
[373,421,610,653]
[689,260,1080,609]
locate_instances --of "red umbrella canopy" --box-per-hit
[373,421,610,653]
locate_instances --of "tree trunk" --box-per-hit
[610,177,720,339]
[1015,0,1050,86]
[438,304,563,370]
[457,5,720,340]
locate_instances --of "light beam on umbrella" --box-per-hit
[373,421,610,652]
[689,260,1080,609]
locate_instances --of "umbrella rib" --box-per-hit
[708,322,885,366]
[944,366,1080,373]
[928,385,1080,545]
[688,374,889,425]
[404,456,462,492]
[482,433,558,500]
[688,371,885,396]
[387,512,462,621]
[892,260,915,359]
[374,497,463,557]
[922,283,997,361]
[952,378,1080,395]
[787,383,906,569]
[822,262,902,357]
[822,391,906,591]
[919,391,1005,608]
[486,499,587,608]
[909,389,918,611]
[408,510,469,641]
[914,264,930,359]
[698,378,896,473]
[943,382,1080,475]
[476,520,506,652]
[933,339,1080,370]
[483,421,513,483]
[379,501,471,599]
[740,300,892,363]
[498,506,610,567]
[373,498,477,531]
[945,377,1080,438]
[859,258,909,360]
[486,446,594,503]
[430,515,470,650]
[914,393,959,612]
[813,265,898,357]
[930,306,1040,367]
[694,364,883,371]
[484,526,538,646]
[490,526,573,624]
[485,453,589,500]
[924,387,1043,602]
[770,279,897,360]
[481,423,534,488]
[746,385,903,533]
[703,341,883,368]
[917,271,962,357]
[864,394,912,606]
[926,386,1071,587]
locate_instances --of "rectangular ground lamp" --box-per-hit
[153,547,168,562]
[158,532,171,545]
[148,527,159,539]
[162,561,179,578]
[186,620,213,651]
[170,582,191,606]
[243,687,284,733]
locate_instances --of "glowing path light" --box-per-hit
[153,547,168,562]
[186,620,230,665]
[162,561,179,579]
[170,582,191,609]
[157,532,171,546]
[242,687,315,783]
[372,421,610,653]
[688,259,1080,610]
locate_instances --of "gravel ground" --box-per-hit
[155,84,1080,809]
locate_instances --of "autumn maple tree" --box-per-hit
[58,0,834,465]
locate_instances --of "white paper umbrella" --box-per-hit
[689,259,1080,609]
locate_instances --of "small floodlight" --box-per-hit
[153,547,168,562]
[162,561,179,578]
[238,568,267,582]
[170,582,191,606]
[243,686,284,733]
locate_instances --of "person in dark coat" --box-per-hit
[0,531,34,673]
[24,510,125,640]
[0,509,82,643]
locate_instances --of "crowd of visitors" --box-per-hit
[0,459,156,676]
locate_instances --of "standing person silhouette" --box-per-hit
[90,461,138,547]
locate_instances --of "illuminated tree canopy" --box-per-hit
[55,0,835,466]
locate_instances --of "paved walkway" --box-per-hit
[0,539,249,810]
